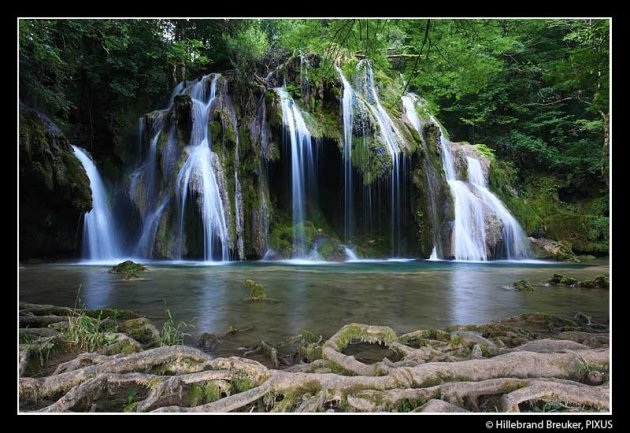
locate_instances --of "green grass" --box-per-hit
[160,308,193,346]
[63,310,117,352]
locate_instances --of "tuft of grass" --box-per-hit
[64,310,117,352]
[21,334,58,366]
[230,371,254,394]
[244,279,267,301]
[160,308,194,346]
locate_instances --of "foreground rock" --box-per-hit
[529,237,579,262]
[19,303,609,413]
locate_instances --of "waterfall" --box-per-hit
[402,94,446,258]
[71,145,122,260]
[437,132,488,261]
[356,60,406,256]
[176,75,230,261]
[433,118,529,260]
[275,87,314,257]
[337,67,354,244]
[466,158,530,259]
[343,246,359,261]
[428,247,439,261]
[135,198,169,257]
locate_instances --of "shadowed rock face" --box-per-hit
[19,103,92,260]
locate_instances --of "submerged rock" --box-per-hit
[513,280,534,292]
[576,275,609,289]
[548,273,608,289]
[548,273,578,286]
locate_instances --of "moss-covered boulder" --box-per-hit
[547,274,608,289]
[548,274,578,286]
[109,260,147,279]
[513,280,534,292]
[576,275,609,289]
[117,318,161,348]
[529,237,579,262]
[19,103,92,260]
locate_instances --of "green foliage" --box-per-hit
[160,308,193,346]
[64,310,118,352]
[243,279,267,301]
[20,18,608,253]
[230,372,254,394]
[189,382,221,406]
[474,144,496,163]
[21,335,58,367]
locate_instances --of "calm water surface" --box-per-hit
[19,259,609,352]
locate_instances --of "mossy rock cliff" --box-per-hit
[19,103,92,259]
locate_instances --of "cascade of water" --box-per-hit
[436,131,488,261]
[143,112,165,219]
[176,75,230,261]
[275,87,314,257]
[428,247,439,261]
[402,94,445,258]
[168,81,185,107]
[135,198,169,257]
[343,246,359,261]
[71,145,123,260]
[432,116,529,260]
[356,60,406,256]
[337,67,354,244]
[466,158,530,259]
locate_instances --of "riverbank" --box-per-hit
[19,302,609,413]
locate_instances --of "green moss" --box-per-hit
[474,143,496,163]
[210,120,221,144]
[333,324,398,352]
[326,361,355,376]
[513,280,534,292]
[548,274,578,286]
[274,381,322,412]
[189,382,221,406]
[489,172,608,255]
[188,384,204,406]
[576,275,609,289]
[396,397,426,412]
[351,135,393,185]
[109,260,146,279]
[449,334,465,345]
[230,372,254,394]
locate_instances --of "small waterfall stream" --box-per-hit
[71,145,123,260]
[275,87,315,257]
[176,75,230,261]
[467,157,530,259]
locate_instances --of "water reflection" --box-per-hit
[81,266,113,309]
[196,268,227,333]
[447,264,499,325]
[19,260,608,349]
